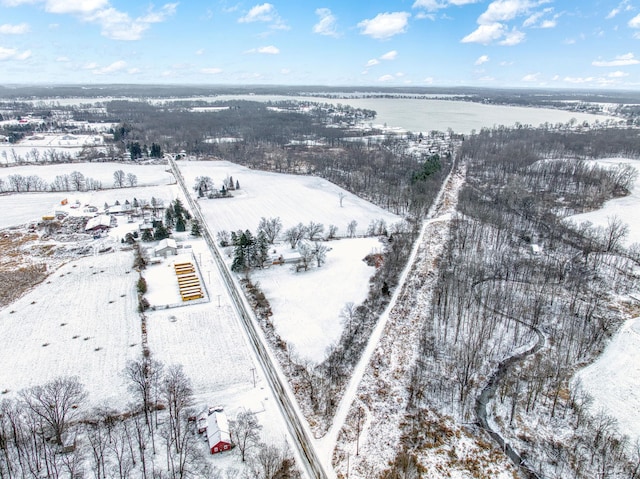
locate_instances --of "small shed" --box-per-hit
[207,411,232,454]
[85,215,112,233]
[155,238,178,257]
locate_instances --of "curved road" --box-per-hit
[168,158,329,479]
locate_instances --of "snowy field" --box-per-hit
[178,160,401,236]
[0,250,140,406]
[0,162,174,190]
[248,237,383,363]
[575,317,640,443]
[568,157,640,246]
[571,157,640,444]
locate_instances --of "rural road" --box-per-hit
[168,157,330,479]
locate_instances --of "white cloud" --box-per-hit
[629,14,640,28]
[56,56,70,62]
[2,1,177,41]
[499,28,525,45]
[563,76,595,84]
[412,0,480,11]
[378,74,395,82]
[201,67,223,74]
[461,22,504,44]
[592,53,640,67]
[522,72,540,82]
[128,67,140,74]
[475,54,489,65]
[280,68,290,74]
[313,8,338,37]
[92,60,126,74]
[422,76,434,84]
[539,19,556,28]
[195,49,204,55]
[380,50,398,60]
[0,46,30,60]
[83,61,98,69]
[0,23,30,34]
[366,58,380,67]
[478,0,539,25]
[244,45,280,54]
[607,1,632,19]
[608,70,628,78]
[238,2,287,29]
[239,3,274,22]
[358,12,410,40]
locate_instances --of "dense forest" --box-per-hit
[380,126,640,478]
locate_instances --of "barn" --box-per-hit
[207,411,233,454]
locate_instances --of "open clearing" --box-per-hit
[178,159,401,236]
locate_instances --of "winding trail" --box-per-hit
[473,280,546,479]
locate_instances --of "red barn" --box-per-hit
[207,411,232,454]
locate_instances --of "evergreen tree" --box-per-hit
[153,224,170,241]
[231,230,255,273]
[165,208,175,227]
[175,216,186,232]
[141,228,153,242]
[236,180,240,190]
[191,220,201,237]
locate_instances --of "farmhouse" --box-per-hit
[207,411,232,454]
[155,238,178,257]
[85,215,112,233]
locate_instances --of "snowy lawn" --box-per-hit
[249,237,383,363]
[178,160,400,236]
[0,250,140,406]
[144,251,208,307]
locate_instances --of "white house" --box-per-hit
[155,238,177,257]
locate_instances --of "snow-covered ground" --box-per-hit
[178,160,400,236]
[568,157,640,245]
[0,250,140,406]
[571,157,640,445]
[575,317,640,443]
[249,237,383,364]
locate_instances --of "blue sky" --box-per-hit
[0,0,639,89]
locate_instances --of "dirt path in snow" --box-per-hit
[320,163,466,476]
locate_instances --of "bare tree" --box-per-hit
[313,242,328,267]
[123,355,164,431]
[347,220,358,238]
[162,364,193,454]
[306,221,324,241]
[113,169,126,188]
[257,217,283,244]
[284,223,306,249]
[339,302,357,334]
[20,376,87,445]
[126,173,138,187]
[230,410,262,462]
[69,171,85,191]
[603,215,629,252]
